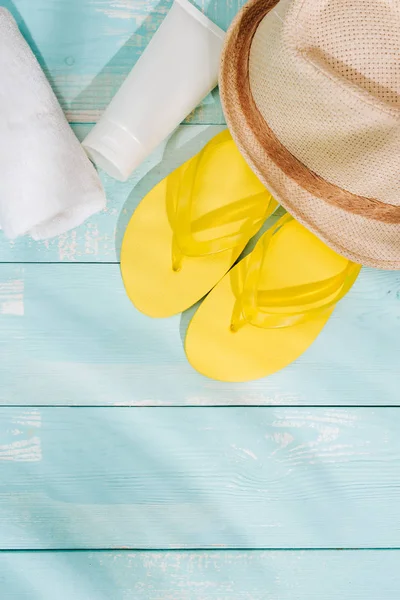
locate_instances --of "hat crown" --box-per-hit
[291,0,400,108]
[248,0,400,207]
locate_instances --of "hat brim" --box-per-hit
[219,0,400,270]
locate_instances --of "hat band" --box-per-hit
[221,0,400,225]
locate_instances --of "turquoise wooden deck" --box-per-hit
[0,0,400,597]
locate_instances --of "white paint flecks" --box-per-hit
[58,230,78,261]
[241,448,258,460]
[12,410,42,429]
[273,414,357,429]
[231,444,258,461]
[93,0,147,21]
[272,432,294,449]
[0,279,24,315]
[263,410,370,466]
[0,437,42,462]
[84,223,101,256]
[0,411,43,461]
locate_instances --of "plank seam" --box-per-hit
[0,405,399,409]
[0,548,399,553]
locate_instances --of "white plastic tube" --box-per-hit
[82,0,225,181]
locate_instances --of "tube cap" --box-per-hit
[82,119,146,182]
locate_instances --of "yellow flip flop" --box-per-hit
[185,214,361,382]
[121,130,278,317]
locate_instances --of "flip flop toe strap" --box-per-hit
[166,136,275,271]
[230,215,361,332]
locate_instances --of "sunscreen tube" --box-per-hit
[83,0,225,181]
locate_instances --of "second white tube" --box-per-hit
[83,0,225,181]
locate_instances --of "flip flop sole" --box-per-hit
[185,220,357,382]
[121,131,276,318]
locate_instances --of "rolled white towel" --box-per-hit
[0,8,106,240]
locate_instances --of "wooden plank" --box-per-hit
[0,550,399,599]
[6,0,239,123]
[0,263,399,406]
[0,407,399,548]
[0,124,225,263]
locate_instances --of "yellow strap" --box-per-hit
[231,214,362,331]
[165,135,275,270]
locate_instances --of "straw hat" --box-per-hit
[220,0,400,270]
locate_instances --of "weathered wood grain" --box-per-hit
[0,263,399,406]
[5,0,238,123]
[0,124,225,263]
[0,407,399,548]
[0,550,399,599]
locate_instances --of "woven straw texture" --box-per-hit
[220,0,400,269]
[298,0,400,107]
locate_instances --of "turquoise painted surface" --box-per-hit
[0,0,399,595]
[0,407,399,548]
[0,264,399,405]
[0,551,399,599]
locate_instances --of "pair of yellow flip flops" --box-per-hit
[121,131,361,382]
